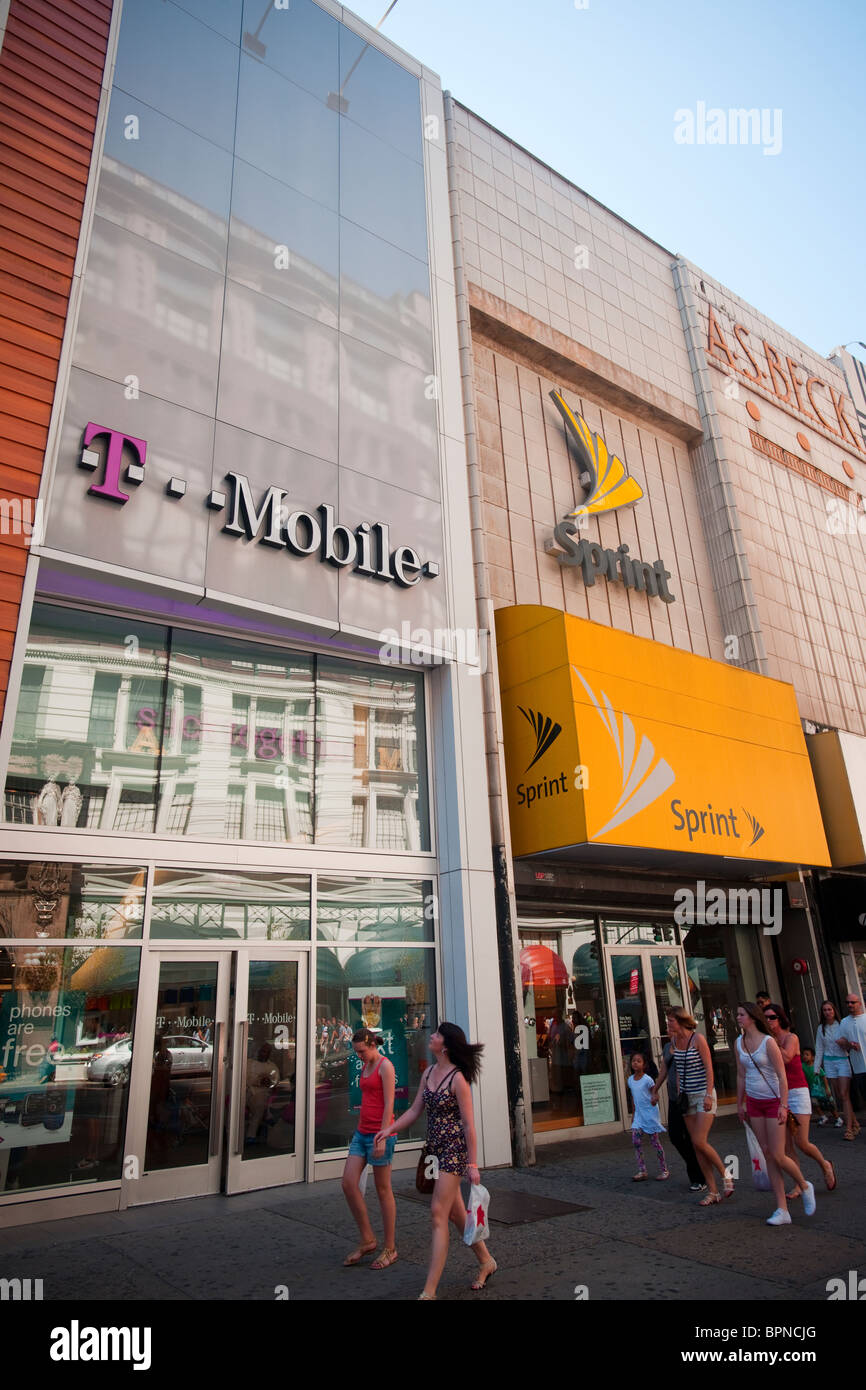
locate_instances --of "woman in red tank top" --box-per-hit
[764,1003,836,1196]
[342,1028,398,1270]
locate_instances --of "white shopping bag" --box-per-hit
[358,1163,371,1197]
[463,1182,491,1245]
[744,1123,771,1191]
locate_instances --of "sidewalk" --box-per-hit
[1,1118,863,1301]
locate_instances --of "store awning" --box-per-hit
[807,730,866,867]
[496,606,830,872]
[520,945,569,988]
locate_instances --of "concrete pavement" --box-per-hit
[1,1117,864,1301]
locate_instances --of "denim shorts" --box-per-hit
[348,1130,396,1166]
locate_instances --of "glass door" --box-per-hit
[226,952,307,1193]
[124,952,231,1204]
[605,947,688,1128]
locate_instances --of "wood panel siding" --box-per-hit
[0,0,112,724]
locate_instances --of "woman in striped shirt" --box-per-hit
[654,1006,731,1206]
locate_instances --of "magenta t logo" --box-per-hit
[82,423,147,503]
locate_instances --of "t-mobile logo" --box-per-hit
[79,423,147,503]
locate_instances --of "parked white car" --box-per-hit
[87,1035,213,1086]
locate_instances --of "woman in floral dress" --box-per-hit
[377,1021,497,1299]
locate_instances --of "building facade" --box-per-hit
[445,100,865,1144]
[0,0,511,1224]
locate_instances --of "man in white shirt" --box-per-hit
[839,992,866,1123]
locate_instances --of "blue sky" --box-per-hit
[347,0,865,359]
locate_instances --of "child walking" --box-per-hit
[628,1052,669,1181]
[801,1047,840,1125]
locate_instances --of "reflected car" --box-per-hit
[88,1034,213,1086]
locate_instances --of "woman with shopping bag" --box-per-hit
[735,1003,816,1226]
[376,1021,497,1299]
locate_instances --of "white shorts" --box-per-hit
[786,1086,811,1116]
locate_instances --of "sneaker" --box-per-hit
[801,1181,816,1216]
[835,1117,844,1128]
[690,1181,707,1192]
[766,1208,792,1226]
[817,1117,828,1126]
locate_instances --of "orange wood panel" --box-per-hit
[0,0,113,728]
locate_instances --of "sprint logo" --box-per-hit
[550,390,644,517]
[518,706,562,771]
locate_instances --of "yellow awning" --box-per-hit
[495,606,830,869]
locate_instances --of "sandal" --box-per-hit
[843,1129,855,1141]
[471,1259,497,1291]
[723,1179,735,1199]
[824,1162,837,1192]
[417,1292,436,1300]
[370,1247,398,1270]
[698,1192,722,1205]
[343,1241,377,1266]
[632,1173,648,1182]
[655,1170,670,1181]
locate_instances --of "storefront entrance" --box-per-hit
[604,944,689,1127]
[124,950,307,1204]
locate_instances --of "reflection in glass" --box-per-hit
[338,26,423,164]
[151,869,310,940]
[242,960,297,1160]
[113,0,239,151]
[241,0,338,104]
[340,219,431,370]
[217,279,339,460]
[157,630,314,843]
[235,55,339,211]
[74,217,224,417]
[340,335,439,499]
[682,922,761,1103]
[314,946,435,1153]
[0,863,145,940]
[0,945,139,1195]
[602,920,678,946]
[145,960,217,1173]
[317,878,433,943]
[98,89,233,274]
[228,158,338,326]
[315,657,429,850]
[3,604,168,834]
[340,120,428,262]
[519,919,617,1129]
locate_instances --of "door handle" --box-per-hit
[209,1022,223,1157]
[235,1020,248,1155]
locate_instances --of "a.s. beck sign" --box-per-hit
[79,423,440,589]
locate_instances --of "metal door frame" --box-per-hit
[603,944,690,1131]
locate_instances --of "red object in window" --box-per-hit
[520,945,568,988]
[629,969,640,995]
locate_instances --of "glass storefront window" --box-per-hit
[315,657,429,851]
[682,922,764,1104]
[4,608,430,852]
[0,945,140,1195]
[4,604,169,834]
[145,958,217,1174]
[150,869,310,940]
[602,920,677,946]
[317,877,433,943]
[159,630,314,843]
[314,945,435,1154]
[0,862,146,940]
[519,917,618,1130]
